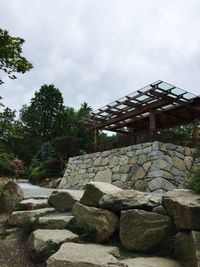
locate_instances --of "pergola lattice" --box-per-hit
[81,80,200,148]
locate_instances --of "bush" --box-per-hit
[188,168,200,194]
[29,163,46,183]
[12,159,26,178]
[43,159,63,178]
[32,142,55,166]
[0,152,16,177]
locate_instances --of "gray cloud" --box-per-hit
[0,0,200,113]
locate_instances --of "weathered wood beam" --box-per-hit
[88,98,171,131]
[94,129,99,151]
[105,128,130,135]
[149,110,156,140]
[150,90,200,112]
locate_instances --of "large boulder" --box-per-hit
[47,242,126,267]
[163,189,200,230]
[175,231,200,267]
[8,207,55,226]
[27,229,78,262]
[48,189,84,212]
[99,190,161,212]
[73,202,119,243]
[120,209,173,252]
[15,198,49,211]
[38,212,74,229]
[80,182,122,207]
[121,257,181,267]
[0,181,24,212]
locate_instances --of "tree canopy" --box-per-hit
[0,28,33,84]
[20,84,64,141]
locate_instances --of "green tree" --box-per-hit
[0,106,22,141]
[33,142,55,165]
[0,28,32,84]
[20,84,64,141]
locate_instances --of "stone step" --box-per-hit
[8,207,55,226]
[27,229,78,263]
[121,257,181,267]
[38,212,74,229]
[15,198,49,211]
[47,242,122,267]
[48,189,84,212]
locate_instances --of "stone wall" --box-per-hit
[58,141,198,192]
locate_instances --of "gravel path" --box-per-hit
[0,214,37,267]
[0,182,55,266]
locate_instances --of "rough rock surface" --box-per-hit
[15,198,49,210]
[163,189,200,230]
[94,168,112,183]
[59,141,198,192]
[99,190,161,212]
[120,209,172,251]
[73,202,119,243]
[48,189,84,212]
[8,207,55,226]
[121,257,181,267]
[38,212,74,229]
[0,181,24,212]
[27,229,78,262]
[80,182,122,207]
[47,242,125,267]
[175,231,200,267]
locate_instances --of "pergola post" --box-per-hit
[94,129,99,151]
[149,110,156,141]
[193,120,199,146]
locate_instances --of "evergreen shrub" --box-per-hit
[188,168,200,194]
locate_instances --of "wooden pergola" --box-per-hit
[81,80,200,149]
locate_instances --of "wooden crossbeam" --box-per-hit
[88,98,172,131]
[150,90,200,112]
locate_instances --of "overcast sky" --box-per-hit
[0,0,200,113]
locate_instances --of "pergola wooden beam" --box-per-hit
[149,89,200,112]
[81,80,200,147]
[88,98,172,131]
[149,110,156,140]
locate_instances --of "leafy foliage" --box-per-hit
[43,159,64,178]
[29,163,46,184]
[44,240,59,259]
[67,219,97,242]
[32,142,55,165]
[0,230,10,240]
[20,84,64,141]
[188,168,200,194]
[0,152,16,177]
[12,159,26,178]
[21,217,39,240]
[0,28,32,84]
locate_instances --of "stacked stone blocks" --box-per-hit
[59,141,197,192]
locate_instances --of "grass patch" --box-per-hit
[44,240,59,259]
[21,217,39,240]
[188,168,200,194]
[67,219,97,242]
[0,230,10,240]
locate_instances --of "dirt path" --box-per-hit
[0,213,37,267]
